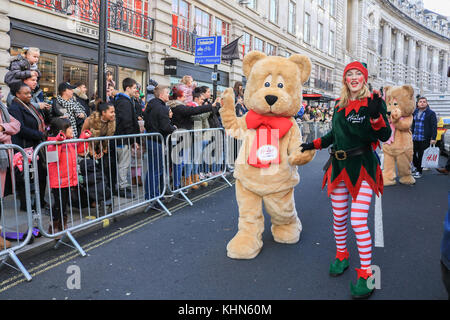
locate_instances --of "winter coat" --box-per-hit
[167,100,213,130]
[8,99,46,149]
[207,102,222,128]
[411,106,437,142]
[0,109,21,197]
[178,83,195,104]
[73,89,91,118]
[114,93,140,139]
[47,130,90,189]
[144,98,176,139]
[4,55,41,87]
[81,111,116,157]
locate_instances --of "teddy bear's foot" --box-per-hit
[226,231,263,259]
[399,175,415,185]
[271,219,302,244]
[383,179,397,186]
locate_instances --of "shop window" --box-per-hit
[38,53,58,100]
[63,60,89,93]
[117,67,146,93]
[93,65,117,99]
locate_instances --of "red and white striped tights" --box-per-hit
[331,180,373,270]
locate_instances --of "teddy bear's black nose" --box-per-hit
[265,95,278,106]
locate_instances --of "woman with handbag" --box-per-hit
[8,82,48,212]
[301,62,391,299]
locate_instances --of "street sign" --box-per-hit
[195,36,222,65]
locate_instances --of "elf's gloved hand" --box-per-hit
[300,142,315,152]
[367,92,383,119]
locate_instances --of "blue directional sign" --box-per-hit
[195,36,222,65]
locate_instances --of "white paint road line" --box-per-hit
[374,194,384,248]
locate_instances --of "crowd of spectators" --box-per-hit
[0,46,255,238]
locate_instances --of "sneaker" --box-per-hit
[413,172,422,178]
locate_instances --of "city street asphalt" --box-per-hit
[0,149,448,300]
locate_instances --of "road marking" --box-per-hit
[0,182,233,293]
[374,194,384,248]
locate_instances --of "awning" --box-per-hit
[303,93,322,99]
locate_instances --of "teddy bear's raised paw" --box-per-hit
[221,88,235,110]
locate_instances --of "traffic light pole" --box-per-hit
[98,0,108,102]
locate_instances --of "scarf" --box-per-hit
[0,102,11,169]
[56,95,85,137]
[245,110,293,168]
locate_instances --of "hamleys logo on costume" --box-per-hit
[256,145,278,162]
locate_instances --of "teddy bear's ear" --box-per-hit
[401,85,414,99]
[243,51,267,78]
[288,54,312,84]
[383,85,391,97]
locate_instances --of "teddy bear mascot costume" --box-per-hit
[219,51,316,260]
[301,61,391,299]
[381,85,416,186]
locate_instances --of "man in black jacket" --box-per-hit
[411,97,437,178]
[143,85,176,200]
[113,77,140,198]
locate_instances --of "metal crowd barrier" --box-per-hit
[224,132,243,173]
[32,133,169,257]
[0,144,33,281]
[298,121,332,143]
[166,128,232,206]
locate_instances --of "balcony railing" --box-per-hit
[171,25,196,53]
[19,0,154,40]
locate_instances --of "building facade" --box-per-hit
[0,0,449,103]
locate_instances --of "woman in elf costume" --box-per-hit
[301,61,391,299]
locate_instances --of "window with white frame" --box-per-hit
[304,13,311,43]
[215,18,230,45]
[265,43,276,56]
[317,23,323,50]
[318,0,324,8]
[329,0,336,17]
[246,0,257,10]
[172,0,190,29]
[254,37,264,52]
[288,1,296,35]
[328,30,335,55]
[269,0,278,24]
[195,7,211,36]
[243,32,253,55]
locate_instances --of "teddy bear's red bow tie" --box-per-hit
[245,110,293,168]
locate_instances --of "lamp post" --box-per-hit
[98,0,108,101]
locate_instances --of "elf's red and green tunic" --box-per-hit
[313,97,391,200]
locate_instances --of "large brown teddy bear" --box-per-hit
[219,51,316,259]
[382,85,416,186]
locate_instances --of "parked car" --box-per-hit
[437,116,450,156]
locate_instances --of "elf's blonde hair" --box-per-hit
[339,78,371,108]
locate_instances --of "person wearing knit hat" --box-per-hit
[301,61,391,299]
